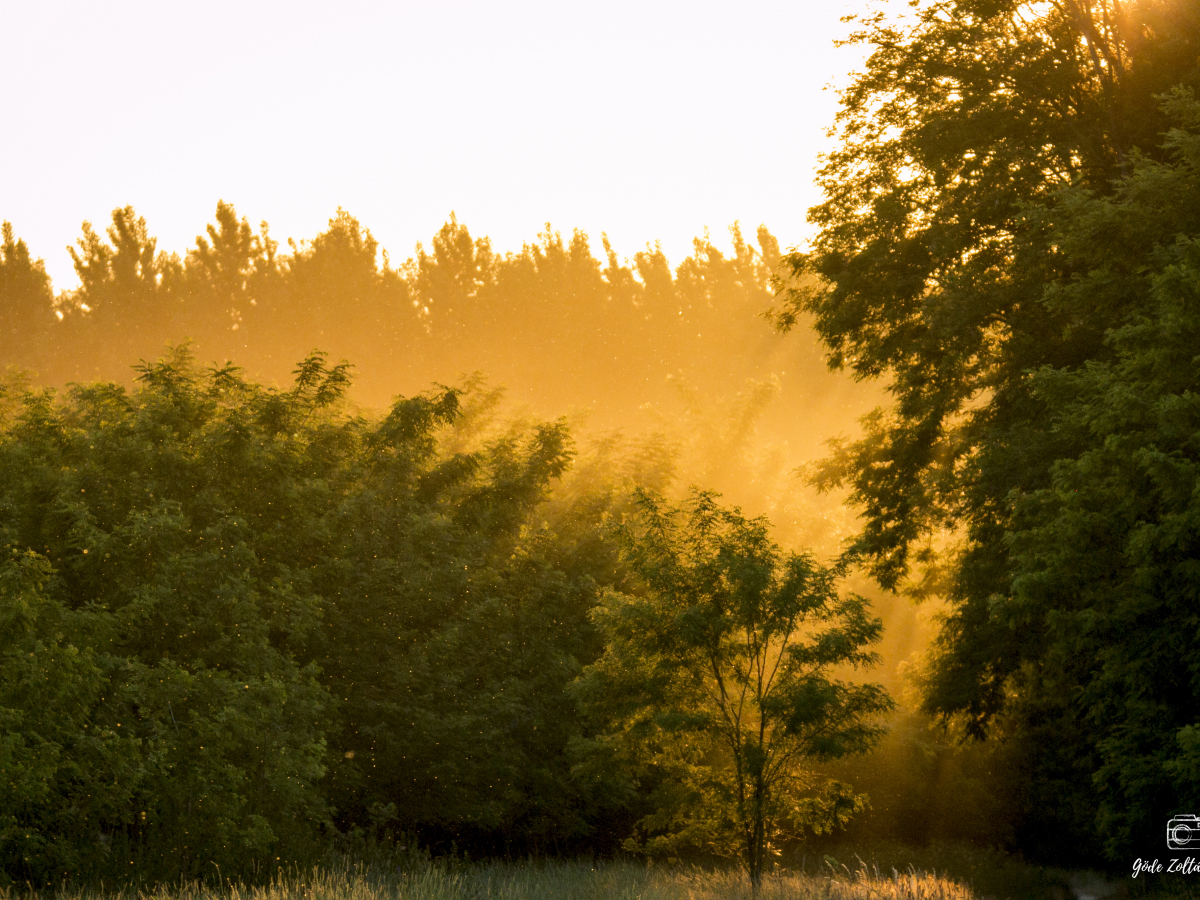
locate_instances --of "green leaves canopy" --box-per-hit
[1000,91,1200,857]
[775,0,1200,859]
[580,489,890,885]
[0,348,339,882]
[0,347,606,883]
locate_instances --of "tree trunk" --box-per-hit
[745,775,766,893]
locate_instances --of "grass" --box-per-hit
[801,842,1073,900]
[19,843,1197,900]
[0,858,987,900]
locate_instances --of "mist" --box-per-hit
[0,205,1037,884]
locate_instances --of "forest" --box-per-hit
[2,0,1200,894]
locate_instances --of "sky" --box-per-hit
[1,1,869,288]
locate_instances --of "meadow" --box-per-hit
[0,860,988,900]
[0,846,1138,900]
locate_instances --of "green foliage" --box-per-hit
[0,550,128,882]
[0,349,346,882]
[579,489,891,886]
[998,89,1200,857]
[780,0,1200,588]
[315,396,598,852]
[775,0,1200,860]
[0,167,878,880]
[0,346,626,883]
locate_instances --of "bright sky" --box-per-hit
[1,1,867,288]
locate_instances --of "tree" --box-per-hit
[63,207,185,373]
[0,223,55,368]
[414,212,498,338]
[279,209,415,390]
[312,388,600,853]
[1000,89,1200,857]
[68,206,179,324]
[771,0,1200,858]
[777,0,1200,589]
[0,349,337,883]
[0,344,658,883]
[579,489,890,888]
[182,200,278,348]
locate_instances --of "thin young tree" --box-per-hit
[579,489,891,889]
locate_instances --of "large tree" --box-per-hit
[1004,91,1200,857]
[773,0,1200,858]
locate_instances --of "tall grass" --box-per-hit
[1,858,981,900]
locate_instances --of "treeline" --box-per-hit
[0,208,805,422]
[0,203,910,888]
[0,350,894,886]
[0,351,645,884]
